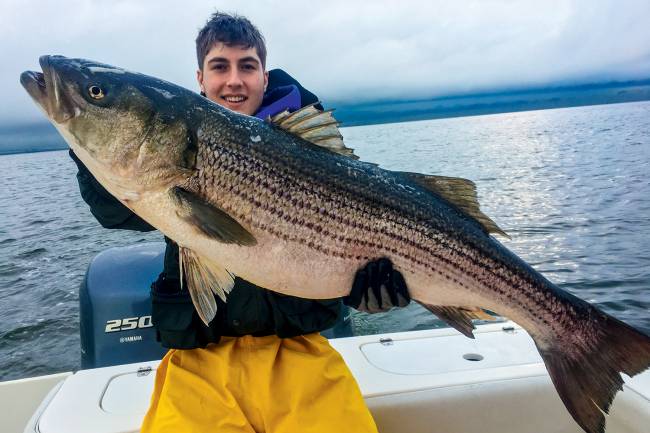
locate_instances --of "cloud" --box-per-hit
[2,0,650,124]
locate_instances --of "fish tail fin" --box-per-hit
[534,311,650,433]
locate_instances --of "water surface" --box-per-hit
[1,101,649,380]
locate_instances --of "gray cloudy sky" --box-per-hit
[2,0,650,125]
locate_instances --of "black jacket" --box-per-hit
[71,69,341,348]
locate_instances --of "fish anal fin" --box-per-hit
[270,104,359,159]
[179,247,235,326]
[171,186,256,246]
[464,307,499,322]
[417,304,497,338]
[400,172,509,239]
[419,302,479,338]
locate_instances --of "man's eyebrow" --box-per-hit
[238,56,260,65]
[207,57,229,64]
[207,56,260,65]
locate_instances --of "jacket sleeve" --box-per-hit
[69,149,155,232]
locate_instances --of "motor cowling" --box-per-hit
[79,243,168,369]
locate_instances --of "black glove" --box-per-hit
[344,258,411,313]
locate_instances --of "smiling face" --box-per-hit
[197,43,268,116]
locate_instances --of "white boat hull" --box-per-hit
[3,322,650,433]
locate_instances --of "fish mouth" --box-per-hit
[20,70,47,109]
[20,55,77,123]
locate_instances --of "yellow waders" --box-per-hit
[140,333,378,433]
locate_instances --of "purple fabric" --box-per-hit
[254,85,302,120]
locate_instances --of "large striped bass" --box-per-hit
[21,55,650,433]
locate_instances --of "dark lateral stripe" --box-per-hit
[211,147,541,296]
[198,143,577,328]
[216,149,546,304]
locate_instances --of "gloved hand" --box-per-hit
[344,258,411,313]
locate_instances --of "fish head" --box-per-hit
[20,55,197,194]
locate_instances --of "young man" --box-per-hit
[70,12,410,432]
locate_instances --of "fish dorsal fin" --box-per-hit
[400,172,509,238]
[418,303,499,339]
[269,104,359,159]
[179,247,235,325]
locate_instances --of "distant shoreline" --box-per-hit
[0,147,67,157]
[337,98,650,128]
[3,80,650,155]
[332,81,650,127]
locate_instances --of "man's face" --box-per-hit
[197,43,268,116]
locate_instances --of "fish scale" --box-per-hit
[194,114,568,329]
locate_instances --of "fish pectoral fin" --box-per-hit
[419,303,497,338]
[179,247,235,326]
[399,172,509,239]
[171,186,257,246]
[269,104,359,160]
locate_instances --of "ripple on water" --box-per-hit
[25,218,57,227]
[14,247,48,259]
[0,318,68,346]
[0,262,26,277]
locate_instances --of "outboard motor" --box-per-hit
[79,243,168,369]
[80,242,352,369]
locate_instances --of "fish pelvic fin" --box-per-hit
[269,104,359,159]
[418,303,498,338]
[179,247,235,326]
[534,311,650,433]
[171,186,257,246]
[399,172,509,239]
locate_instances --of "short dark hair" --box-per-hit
[196,12,267,70]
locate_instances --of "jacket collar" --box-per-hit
[254,85,302,120]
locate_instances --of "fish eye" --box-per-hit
[88,85,105,100]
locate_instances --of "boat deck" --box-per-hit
[4,322,650,433]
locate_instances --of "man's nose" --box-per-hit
[226,70,244,88]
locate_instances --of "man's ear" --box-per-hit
[196,69,204,93]
[264,70,269,91]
